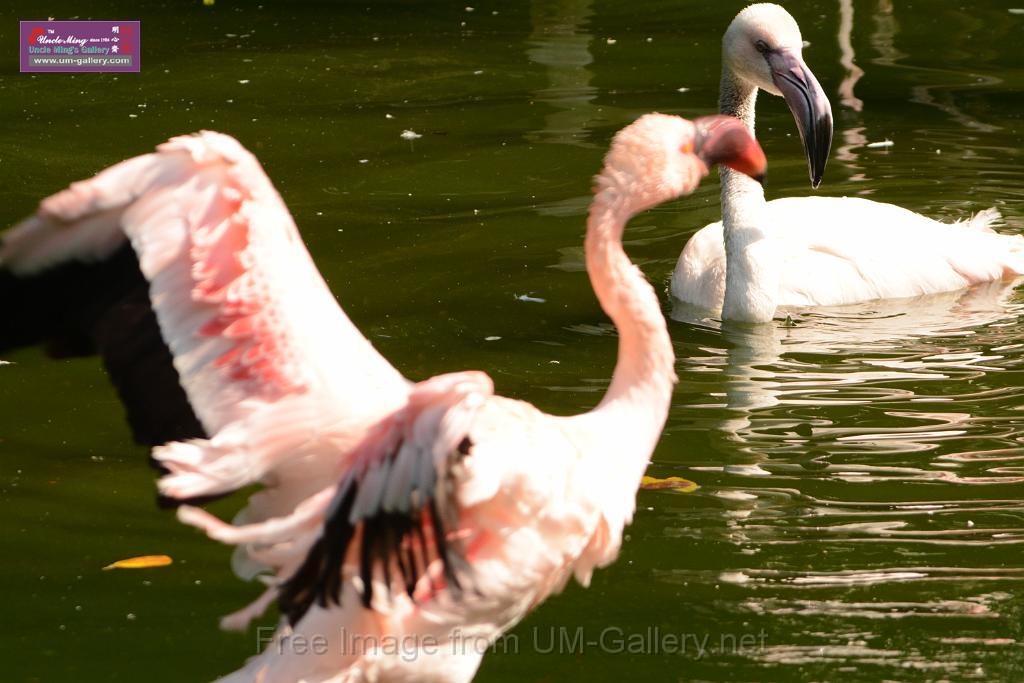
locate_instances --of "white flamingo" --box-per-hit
[1,114,765,681]
[670,3,1024,323]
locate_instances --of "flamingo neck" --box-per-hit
[580,182,676,465]
[718,69,780,323]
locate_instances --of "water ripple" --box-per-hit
[649,277,1024,678]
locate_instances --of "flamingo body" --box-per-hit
[1,115,766,681]
[199,379,612,683]
[673,197,1021,313]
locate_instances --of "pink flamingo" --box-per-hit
[1,114,764,681]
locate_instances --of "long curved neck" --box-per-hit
[719,68,780,323]
[580,181,676,467]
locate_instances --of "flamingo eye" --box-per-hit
[754,39,770,54]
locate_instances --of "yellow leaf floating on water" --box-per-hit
[103,555,173,571]
[639,476,699,493]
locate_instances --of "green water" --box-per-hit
[2,0,1024,680]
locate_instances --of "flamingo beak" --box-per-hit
[693,115,767,186]
[766,47,833,188]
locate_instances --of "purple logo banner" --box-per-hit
[20,20,140,73]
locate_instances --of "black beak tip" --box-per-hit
[810,175,822,190]
[753,173,766,187]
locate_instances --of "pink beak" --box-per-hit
[692,115,767,186]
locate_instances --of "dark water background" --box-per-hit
[2,1,1024,680]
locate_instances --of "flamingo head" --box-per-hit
[601,114,766,213]
[723,3,832,188]
[693,114,767,185]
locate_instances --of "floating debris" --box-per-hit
[719,571,751,584]
[724,463,771,476]
[606,38,617,45]
[1009,8,1024,14]
[484,336,501,341]
[639,476,699,492]
[676,87,690,93]
[865,139,894,149]
[103,555,173,571]
[400,129,422,141]
[515,293,546,303]
[237,79,250,85]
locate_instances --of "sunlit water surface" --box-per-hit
[2,1,1024,681]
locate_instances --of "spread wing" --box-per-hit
[176,371,494,625]
[1,132,408,444]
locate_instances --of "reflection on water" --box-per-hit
[659,280,1024,678]
[836,0,864,113]
[526,0,598,147]
[834,0,869,182]
[672,279,1024,467]
[910,77,1003,135]
[833,0,1007,191]
[869,0,903,68]
[866,0,1001,134]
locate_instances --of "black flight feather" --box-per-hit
[0,242,205,447]
[278,435,475,625]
